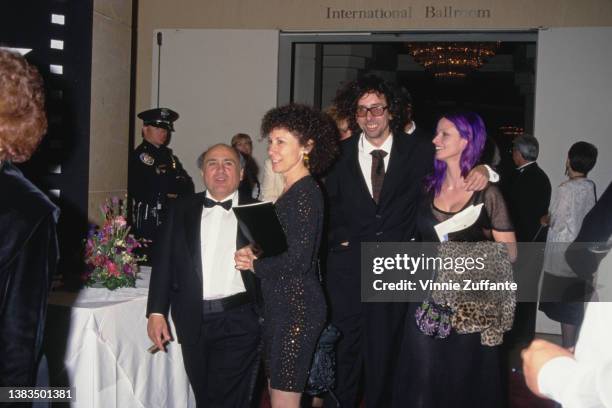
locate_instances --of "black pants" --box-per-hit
[323,304,407,407]
[181,304,261,408]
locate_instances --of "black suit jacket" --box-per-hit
[323,132,434,407]
[146,191,260,345]
[326,132,434,249]
[408,124,432,142]
[507,162,552,242]
[324,132,434,304]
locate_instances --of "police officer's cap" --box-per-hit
[138,108,179,131]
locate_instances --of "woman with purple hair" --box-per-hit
[393,112,516,407]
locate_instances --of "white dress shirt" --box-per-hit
[405,121,416,135]
[517,161,536,172]
[538,300,612,407]
[200,191,246,300]
[358,132,393,197]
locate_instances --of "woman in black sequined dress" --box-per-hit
[235,104,338,407]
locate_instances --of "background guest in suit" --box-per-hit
[398,86,431,140]
[539,141,598,348]
[235,104,338,408]
[146,144,261,407]
[326,105,352,141]
[260,157,284,202]
[128,108,194,260]
[232,133,261,199]
[504,134,552,347]
[323,75,492,407]
[508,134,552,243]
[0,50,59,399]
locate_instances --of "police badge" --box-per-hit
[140,152,155,166]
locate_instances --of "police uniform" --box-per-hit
[128,108,194,254]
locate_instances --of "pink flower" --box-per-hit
[93,255,107,267]
[106,261,120,277]
[114,216,127,227]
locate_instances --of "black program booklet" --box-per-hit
[233,201,288,257]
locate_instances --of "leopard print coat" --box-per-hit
[431,241,516,346]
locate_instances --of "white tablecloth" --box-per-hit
[44,268,196,408]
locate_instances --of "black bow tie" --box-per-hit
[203,197,232,211]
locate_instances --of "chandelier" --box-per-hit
[408,42,498,78]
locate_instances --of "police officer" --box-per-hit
[128,108,194,257]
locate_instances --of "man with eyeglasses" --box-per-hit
[324,75,494,407]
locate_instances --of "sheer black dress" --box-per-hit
[253,175,327,392]
[393,185,514,408]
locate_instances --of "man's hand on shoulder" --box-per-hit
[147,314,173,352]
[465,164,492,191]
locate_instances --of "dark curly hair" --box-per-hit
[261,104,339,176]
[333,74,406,137]
[0,50,47,163]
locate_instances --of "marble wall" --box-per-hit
[88,0,132,224]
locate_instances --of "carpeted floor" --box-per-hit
[257,370,556,407]
[258,334,562,407]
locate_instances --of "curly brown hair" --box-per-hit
[0,50,47,163]
[261,104,339,176]
[334,74,406,137]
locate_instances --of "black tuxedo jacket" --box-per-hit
[146,191,260,345]
[507,162,551,242]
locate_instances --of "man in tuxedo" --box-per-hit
[505,134,551,346]
[508,134,551,243]
[324,75,492,407]
[146,144,261,407]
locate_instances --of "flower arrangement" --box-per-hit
[82,196,147,290]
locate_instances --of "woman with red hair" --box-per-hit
[0,49,59,390]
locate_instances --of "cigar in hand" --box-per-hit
[147,341,169,354]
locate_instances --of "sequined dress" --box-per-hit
[253,176,327,392]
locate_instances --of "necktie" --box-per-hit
[203,197,232,211]
[371,149,387,204]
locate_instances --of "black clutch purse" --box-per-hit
[304,323,341,405]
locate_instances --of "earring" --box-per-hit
[303,151,310,168]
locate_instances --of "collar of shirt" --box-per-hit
[204,190,238,210]
[517,161,536,171]
[405,121,416,135]
[358,131,394,156]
